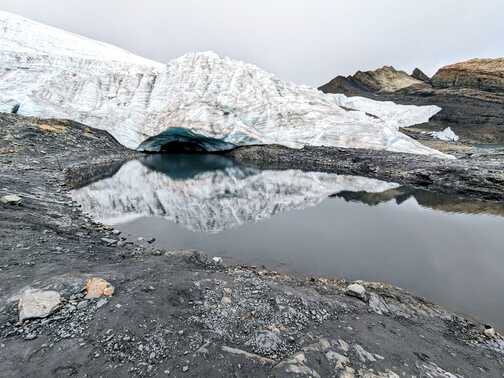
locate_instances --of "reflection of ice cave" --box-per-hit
[72,157,399,233]
[0,11,447,157]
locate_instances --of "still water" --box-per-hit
[72,154,504,330]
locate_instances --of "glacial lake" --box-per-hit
[72,154,504,330]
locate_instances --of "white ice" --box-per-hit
[430,127,460,142]
[0,10,447,157]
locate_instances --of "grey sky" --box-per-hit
[2,0,503,86]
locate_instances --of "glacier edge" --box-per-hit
[0,10,447,157]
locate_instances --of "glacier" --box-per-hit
[71,155,400,233]
[0,10,446,156]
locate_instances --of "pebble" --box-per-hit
[182,366,189,372]
[18,289,62,322]
[212,256,223,264]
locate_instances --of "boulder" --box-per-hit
[18,289,61,322]
[84,277,115,299]
[1,194,22,205]
[346,283,367,301]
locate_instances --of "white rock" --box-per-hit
[369,293,390,315]
[484,327,496,338]
[353,344,377,363]
[339,367,356,378]
[337,339,350,353]
[326,351,350,369]
[18,289,61,322]
[346,283,367,300]
[221,296,232,305]
[0,11,448,158]
[1,194,22,205]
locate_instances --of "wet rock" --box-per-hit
[84,277,115,299]
[18,289,62,322]
[1,194,22,205]
[346,283,367,301]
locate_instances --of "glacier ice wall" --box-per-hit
[71,158,400,233]
[0,11,445,157]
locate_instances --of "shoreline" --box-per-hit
[1,113,503,376]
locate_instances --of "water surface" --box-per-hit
[72,154,504,330]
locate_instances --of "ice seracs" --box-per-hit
[0,10,446,157]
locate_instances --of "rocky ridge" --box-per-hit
[432,58,504,93]
[319,58,504,145]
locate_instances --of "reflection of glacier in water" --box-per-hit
[72,154,504,330]
[71,154,399,233]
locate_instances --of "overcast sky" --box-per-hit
[2,0,503,86]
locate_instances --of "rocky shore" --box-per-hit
[1,112,504,377]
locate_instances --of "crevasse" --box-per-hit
[0,10,446,157]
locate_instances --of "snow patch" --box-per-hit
[430,127,460,142]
